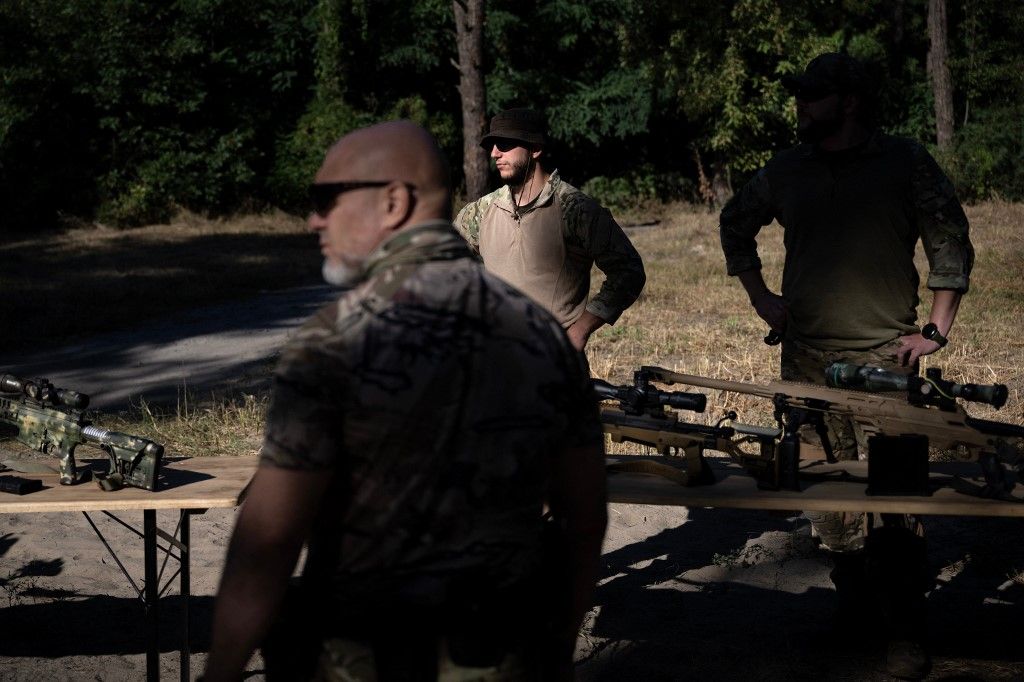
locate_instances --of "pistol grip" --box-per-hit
[58,443,78,486]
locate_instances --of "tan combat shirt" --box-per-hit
[261,221,603,610]
[720,133,974,351]
[455,171,646,328]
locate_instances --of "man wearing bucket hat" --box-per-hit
[455,107,646,351]
[719,52,974,679]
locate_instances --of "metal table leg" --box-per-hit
[85,507,203,682]
[145,509,159,682]
[180,510,192,682]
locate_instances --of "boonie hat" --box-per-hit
[782,52,870,100]
[480,108,546,150]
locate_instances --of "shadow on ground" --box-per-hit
[1,229,322,356]
[0,594,214,657]
[580,508,1024,681]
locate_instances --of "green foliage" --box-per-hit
[0,0,314,229]
[946,106,1024,201]
[270,99,374,211]
[2,0,1023,228]
[583,169,696,212]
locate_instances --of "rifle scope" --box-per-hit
[593,378,707,414]
[0,374,90,410]
[825,363,1008,409]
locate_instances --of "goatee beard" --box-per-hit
[322,259,365,288]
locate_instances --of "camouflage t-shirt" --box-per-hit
[260,221,603,608]
[720,133,974,351]
[454,170,646,327]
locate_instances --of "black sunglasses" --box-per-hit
[491,138,523,153]
[308,181,414,217]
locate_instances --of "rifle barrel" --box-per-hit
[642,366,776,399]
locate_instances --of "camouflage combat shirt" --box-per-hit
[720,132,974,351]
[260,220,603,610]
[454,170,646,328]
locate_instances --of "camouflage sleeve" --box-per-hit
[909,144,974,292]
[453,200,482,254]
[719,168,776,276]
[260,308,347,470]
[570,198,646,324]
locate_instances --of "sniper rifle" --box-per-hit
[0,374,163,491]
[642,364,1024,498]
[594,369,785,489]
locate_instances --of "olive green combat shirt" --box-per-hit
[720,133,974,351]
[261,221,603,612]
[455,170,646,328]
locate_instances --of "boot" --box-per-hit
[885,639,931,680]
[864,526,932,680]
[826,550,871,634]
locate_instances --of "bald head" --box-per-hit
[319,120,452,223]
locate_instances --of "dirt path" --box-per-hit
[2,286,1023,680]
[4,284,337,410]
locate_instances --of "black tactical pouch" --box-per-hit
[866,434,931,496]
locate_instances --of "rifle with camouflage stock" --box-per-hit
[0,374,163,491]
[631,364,1024,498]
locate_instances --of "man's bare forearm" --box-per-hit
[205,467,331,681]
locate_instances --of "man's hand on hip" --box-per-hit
[896,333,942,366]
[751,291,788,333]
[567,311,606,351]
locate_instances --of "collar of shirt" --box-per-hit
[362,220,473,280]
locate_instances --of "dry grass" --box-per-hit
[110,392,269,458]
[4,201,1023,456]
[589,200,1024,453]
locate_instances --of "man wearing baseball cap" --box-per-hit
[719,52,974,679]
[455,107,646,351]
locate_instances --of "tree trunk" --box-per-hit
[452,0,489,199]
[927,0,954,150]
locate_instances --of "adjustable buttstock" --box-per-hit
[83,426,163,491]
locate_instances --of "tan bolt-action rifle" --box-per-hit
[594,369,788,490]
[631,364,1024,498]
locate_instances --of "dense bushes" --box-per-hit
[1,0,1021,231]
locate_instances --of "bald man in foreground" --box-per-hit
[204,121,607,681]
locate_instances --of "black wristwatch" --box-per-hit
[921,323,948,348]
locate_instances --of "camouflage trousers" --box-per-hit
[311,637,539,682]
[780,337,923,552]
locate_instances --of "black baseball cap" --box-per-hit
[782,52,871,100]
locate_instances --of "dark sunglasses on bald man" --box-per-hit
[308,181,415,217]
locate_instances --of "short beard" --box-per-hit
[503,156,533,188]
[322,258,365,288]
[797,115,844,144]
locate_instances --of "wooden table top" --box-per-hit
[0,455,259,514]
[607,454,1024,517]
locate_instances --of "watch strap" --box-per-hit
[921,322,948,348]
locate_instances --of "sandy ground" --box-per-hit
[2,287,1023,680]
